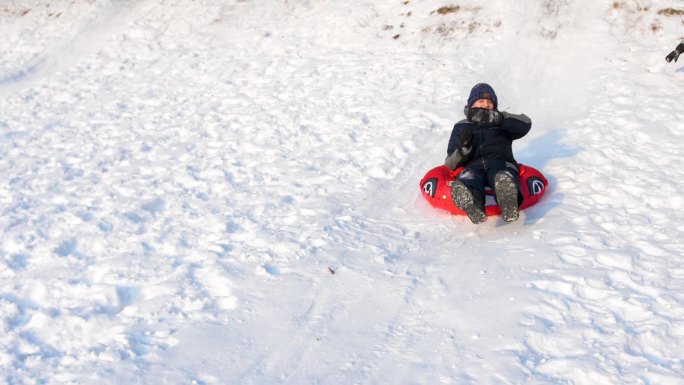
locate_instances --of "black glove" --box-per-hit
[467,108,503,125]
[457,126,474,157]
[666,43,684,63]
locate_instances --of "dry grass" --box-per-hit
[612,1,649,12]
[2,4,62,18]
[435,24,453,37]
[434,5,460,15]
[423,3,500,39]
[651,21,662,32]
[658,8,684,16]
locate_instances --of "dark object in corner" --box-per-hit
[665,43,684,63]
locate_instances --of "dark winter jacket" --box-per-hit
[445,112,531,171]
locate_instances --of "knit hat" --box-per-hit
[467,83,498,109]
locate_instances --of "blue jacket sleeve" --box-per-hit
[446,121,468,156]
[500,112,531,140]
[445,120,469,170]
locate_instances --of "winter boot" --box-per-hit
[494,172,520,222]
[451,181,487,224]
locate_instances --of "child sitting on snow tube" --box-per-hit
[420,163,546,219]
[444,83,532,224]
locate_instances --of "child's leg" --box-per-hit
[452,167,488,224]
[487,166,521,222]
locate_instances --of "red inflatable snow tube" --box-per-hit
[419,164,548,216]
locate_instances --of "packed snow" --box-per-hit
[1,0,684,384]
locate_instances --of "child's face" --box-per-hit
[471,99,494,110]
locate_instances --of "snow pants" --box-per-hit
[456,164,523,207]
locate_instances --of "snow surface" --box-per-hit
[1,0,684,384]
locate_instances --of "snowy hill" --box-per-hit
[1,0,684,384]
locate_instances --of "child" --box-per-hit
[445,83,532,223]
